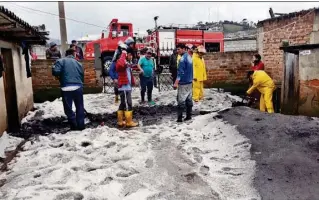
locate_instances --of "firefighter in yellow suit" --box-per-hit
[192,45,207,102]
[246,70,276,113]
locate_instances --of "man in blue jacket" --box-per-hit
[174,43,193,122]
[52,48,85,130]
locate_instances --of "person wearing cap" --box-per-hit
[46,42,61,59]
[174,43,193,122]
[192,45,207,102]
[52,48,85,130]
[246,70,276,113]
[71,40,84,61]
[137,48,155,105]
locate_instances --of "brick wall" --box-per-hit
[31,59,98,90]
[224,39,257,52]
[257,9,316,82]
[204,51,257,86]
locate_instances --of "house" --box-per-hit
[0,6,48,135]
[257,7,319,83]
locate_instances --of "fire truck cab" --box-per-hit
[84,19,135,63]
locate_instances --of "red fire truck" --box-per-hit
[84,19,224,68]
[145,24,224,66]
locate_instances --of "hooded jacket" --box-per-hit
[192,53,207,82]
[116,51,135,88]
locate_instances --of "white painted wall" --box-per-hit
[0,40,34,134]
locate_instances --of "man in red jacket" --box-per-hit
[251,54,265,71]
[115,44,138,127]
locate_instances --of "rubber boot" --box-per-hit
[115,95,119,103]
[124,111,138,127]
[69,121,77,131]
[117,110,125,127]
[177,107,183,122]
[184,106,192,121]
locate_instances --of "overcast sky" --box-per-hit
[2,1,319,41]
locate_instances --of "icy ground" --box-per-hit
[0,89,260,200]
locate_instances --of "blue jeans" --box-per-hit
[140,76,153,102]
[61,87,85,130]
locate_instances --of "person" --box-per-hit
[251,54,264,71]
[46,42,61,59]
[109,37,136,103]
[169,49,178,84]
[192,45,207,102]
[174,43,193,122]
[138,49,155,105]
[116,46,138,127]
[246,70,276,113]
[71,40,84,61]
[151,52,158,88]
[52,48,85,130]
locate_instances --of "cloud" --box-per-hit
[2,2,319,41]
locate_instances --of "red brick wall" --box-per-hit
[31,59,98,90]
[259,10,315,82]
[204,51,257,86]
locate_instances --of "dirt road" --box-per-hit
[220,106,319,200]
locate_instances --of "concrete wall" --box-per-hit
[224,39,257,52]
[0,40,34,134]
[204,51,257,86]
[298,48,319,116]
[257,10,316,82]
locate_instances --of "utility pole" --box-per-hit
[58,1,68,57]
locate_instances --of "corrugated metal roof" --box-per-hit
[257,7,319,26]
[0,5,49,45]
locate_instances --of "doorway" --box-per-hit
[1,48,19,132]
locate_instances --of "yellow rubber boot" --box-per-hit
[117,110,125,127]
[115,95,119,103]
[124,111,138,127]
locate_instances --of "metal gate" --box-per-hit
[101,66,174,93]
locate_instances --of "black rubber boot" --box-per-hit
[177,107,183,122]
[184,106,192,121]
[69,121,77,131]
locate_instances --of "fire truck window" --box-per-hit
[120,25,129,36]
[205,43,220,52]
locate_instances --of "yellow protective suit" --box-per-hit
[192,53,207,101]
[247,70,276,113]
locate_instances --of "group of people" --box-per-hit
[46,40,83,61]
[51,36,275,131]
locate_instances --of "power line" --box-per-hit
[6,2,106,29]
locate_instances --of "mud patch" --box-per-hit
[219,106,319,200]
[11,105,211,139]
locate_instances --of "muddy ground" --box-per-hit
[12,105,211,139]
[219,106,319,200]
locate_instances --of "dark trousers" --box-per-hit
[140,76,153,102]
[114,86,119,96]
[119,90,132,111]
[61,87,85,130]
